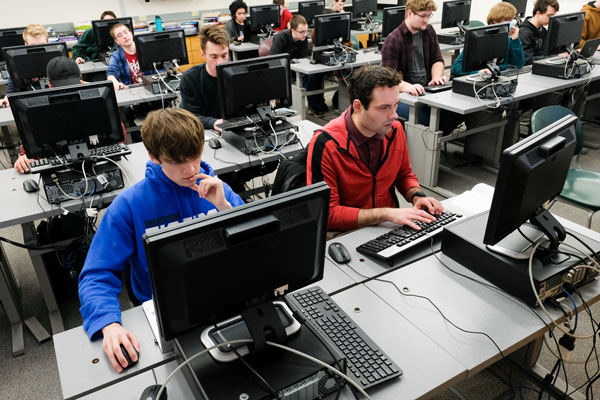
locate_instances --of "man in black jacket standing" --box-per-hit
[519,0,559,65]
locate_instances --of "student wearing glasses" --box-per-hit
[271,15,329,117]
[106,23,142,91]
[382,0,462,133]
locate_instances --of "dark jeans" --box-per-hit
[302,73,325,109]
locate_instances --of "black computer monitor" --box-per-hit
[217,54,292,121]
[298,0,325,26]
[134,30,188,71]
[462,23,509,78]
[382,6,406,38]
[249,5,281,33]
[502,0,527,20]
[441,0,471,29]
[313,13,351,48]
[483,114,577,254]
[9,81,123,160]
[545,12,585,56]
[0,27,25,62]
[397,0,407,5]
[144,182,330,341]
[3,43,68,89]
[352,0,378,18]
[92,17,134,48]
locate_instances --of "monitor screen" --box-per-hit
[313,12,351,47]
[144,182,330,341]
[298,0,325,26]
[3,43,68,89]
[545,12,585,56]
[462,23,509,74]
[9,81,123,159]
[217,54,292,120]
[502,0,527,19]
[483,114,577,248]
[92,17,134,48]
[398,0,407,5]
[352,0,378,18]
[134,30,188,71]
[249,5,281,33]
[382,6,406,38]
[441,0,471,29]
[0,27,25,62]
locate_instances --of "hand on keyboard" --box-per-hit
[413,196,444,217]
[380,208,437,230]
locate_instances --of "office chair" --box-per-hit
[258,36,274,57]
[531,105,600,228]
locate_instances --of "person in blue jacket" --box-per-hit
[106,23,146,91]
[451,2,525,77]
[78,108,244,373]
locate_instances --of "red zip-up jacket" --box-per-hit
[307,108,420,232]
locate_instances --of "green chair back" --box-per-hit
[530,105,583,155]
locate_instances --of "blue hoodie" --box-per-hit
[79,160,244,340]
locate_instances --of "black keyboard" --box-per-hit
[287,287,402,390]
[424,81,453,93]
[502,65,532,77]
[357,211,463,265]
[217,109,297,131]
[28,143,131,174]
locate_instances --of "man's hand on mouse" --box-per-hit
[213,119,223,133]
[102,322,140,373]
[428,76,446,86]
[400,82,425,96]
[0,96,9,108]
[14,154,31,174]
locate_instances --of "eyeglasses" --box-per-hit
[295,29,308,35]
[414,12,434,20]
[115,30,132,39]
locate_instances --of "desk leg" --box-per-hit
[21,222,64,334]
[291,71,306,120]
[0,243,24,356]
[405,105,442,187]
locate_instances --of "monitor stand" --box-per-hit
[485,223,546,260]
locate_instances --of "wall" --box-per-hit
[0,0,590,31]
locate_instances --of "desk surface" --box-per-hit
[55,283,467,400]
[78,61,108,74]
[291,48,382,75]
[229,42,259,52]
[366,252,600,378]
[0,117,319,229]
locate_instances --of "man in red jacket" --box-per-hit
[307,65,443,232]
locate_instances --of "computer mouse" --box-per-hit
[208,138,222,149]
[140,384,167,400]
[233,40,241,46]
[328,242,351,264]
[22,179,39,193]
[119,344,138,369]
[291,58,300,64]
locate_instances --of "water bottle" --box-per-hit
[155,15,163,32]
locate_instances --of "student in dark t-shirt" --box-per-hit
[225,0,251,43]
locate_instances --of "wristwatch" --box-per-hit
[410,191,427,204]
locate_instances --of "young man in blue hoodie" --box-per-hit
[78,108,244,373]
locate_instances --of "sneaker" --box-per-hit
[308,106,325,118]
[317,102,329,114]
